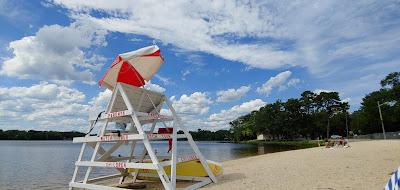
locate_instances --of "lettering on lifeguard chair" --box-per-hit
[100,134,128,142]
[178,155,198,162]
[105,162,127,169]
[107,110,130,118]
[147,134,172,139]
[148,112,168,119]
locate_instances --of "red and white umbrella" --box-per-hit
[99,45,163,90]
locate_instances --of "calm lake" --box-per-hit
[0,140,295,190]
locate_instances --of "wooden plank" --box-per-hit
[131,122,157,183]
[89,110,132,121]
[78,173,121,183]
[137,173,209,182]
[184,178,212,190]
[70,143,86,185]
[147,134,186,140]
[70,182,127,190]
[88,110,173,123]
[171,119,178,189]
[98,141,125,161]
[76,161,157,170]
[73,134,186,143]
[73,134,143,143]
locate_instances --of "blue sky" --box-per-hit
[0,0,399,131]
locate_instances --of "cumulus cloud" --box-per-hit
[0,81,164,131]
[257,71,292,95]
[170,92,212,115]
[207,99,266,128]
[144,81,166,93]
[1,21,107,84]
[0,82,89,131]
[88,89,112,112]
[216,85,250,102]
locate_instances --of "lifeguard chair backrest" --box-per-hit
[111,83,164,113]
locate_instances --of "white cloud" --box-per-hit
[207,99,266,128]
[143,81,166,93]
[313,89,333,95]
[181,70,191,80]
[0,82,89,131]
[0,0,33,22]
[287,78,300,87]
[341,97,351,103]
[216,85,250,102]
[257,71,292,95]
[51,1,400,72]
[279,78,301,91]
[154,74,172,85]
[170,92,212,115]
[129,38,142,42]
[88,89,112,113]
[49,0,400,109]
[50,0,298,70]
[0,21,107,84]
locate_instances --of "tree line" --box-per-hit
[229,72,400,142]
[0,130,85,140]
[189,129,230,141]
[0,129,231,141]
[351,72,400,135]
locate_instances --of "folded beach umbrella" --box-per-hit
[99,45,163,90]
[385,166,400,190]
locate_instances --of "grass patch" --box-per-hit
[240,140,325,149]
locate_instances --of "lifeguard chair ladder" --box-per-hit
[69,82,218,190]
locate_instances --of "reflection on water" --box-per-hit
[0,141,295,190]
[256,144,298,155]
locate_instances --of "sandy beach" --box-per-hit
[203,140,400,190]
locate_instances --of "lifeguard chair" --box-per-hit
[69,82,221,190]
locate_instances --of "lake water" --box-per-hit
[0,140,295,190]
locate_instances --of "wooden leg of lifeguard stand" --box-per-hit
[170,118,178,189]
[70,142,86,190]
[83,120,109,183]
[119,121,139,184]
[131,122,157,183]
[131,116,172,189]
[165,99,218,183]
[117,85,172,189]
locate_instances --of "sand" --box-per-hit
[203,140,400,190]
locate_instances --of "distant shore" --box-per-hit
[241,139,324,148]
[0,130,84,140]
[203,140,400,190]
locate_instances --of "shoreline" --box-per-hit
[203,140,400,190]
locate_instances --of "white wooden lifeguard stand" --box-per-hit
[69,83,217,190]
